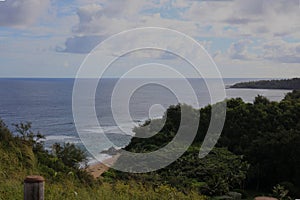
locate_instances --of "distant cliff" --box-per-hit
[230,78,300,90]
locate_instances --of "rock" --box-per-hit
[101,146,119,155]
[254,197,278,200]
[228,192,242,200]
[215,195,233,200]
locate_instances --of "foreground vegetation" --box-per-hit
[230,78,300,90]
[1,90,300,199]
[0,120,206,199]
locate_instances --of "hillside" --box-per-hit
[230,78,300,90]
[0,121,206,199]
[108,90,300,198]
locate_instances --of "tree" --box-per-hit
[52,143,87,169]
[13,122,44,144]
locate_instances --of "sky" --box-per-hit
[0,0,299,78]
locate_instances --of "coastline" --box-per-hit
[86,154,120,178]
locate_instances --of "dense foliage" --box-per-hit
[109,147,249,196]
[108,90,300,197]
[230,78,300,90]
[108,105,248,196]
[219,91,300,193]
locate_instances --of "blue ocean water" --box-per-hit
[0,78,291,162]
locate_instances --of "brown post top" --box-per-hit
[24,175,45,183]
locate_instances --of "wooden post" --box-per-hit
[24,176,45,200]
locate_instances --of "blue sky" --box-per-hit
[0,0,299,78]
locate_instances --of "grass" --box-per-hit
[0,131,207,200]
[0,178,208,200]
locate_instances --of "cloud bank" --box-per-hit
[0,0,50,27]
[1,0,299,78]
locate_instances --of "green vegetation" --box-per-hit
[110,147,249,196]
[106,90,300,198]
[0,120,206,199]
[1,90,300,199]
[230,78,300,90]
[219,92,300,194]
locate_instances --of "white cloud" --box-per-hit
[67,0,300,40]
[262,39,300,63]
[0,0,50,27]
[2,0,298,78]
[217,38,300,64]
[182,0,300,38]
[57,35,104,54]
[228,39,255,60]
[59,0,300,69]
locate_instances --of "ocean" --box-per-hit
[0,78,291,163]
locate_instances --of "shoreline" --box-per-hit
[86,154,120,178]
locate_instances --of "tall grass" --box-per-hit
[0,175,207,200]
[0,120,207,200]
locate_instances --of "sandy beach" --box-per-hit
[86,154,120,178]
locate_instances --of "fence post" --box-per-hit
[24,175,45,200]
